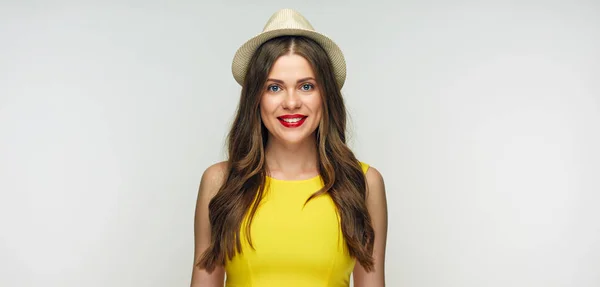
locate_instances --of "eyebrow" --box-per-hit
[266,77,316,84]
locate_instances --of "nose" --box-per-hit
[282,90,302,110]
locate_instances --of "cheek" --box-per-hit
[260,97,277,123]
[310,95,323,119]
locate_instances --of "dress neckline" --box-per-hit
[266,174,321,183]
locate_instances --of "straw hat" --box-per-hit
[231,8,347,88]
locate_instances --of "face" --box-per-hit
[260,53,322,145]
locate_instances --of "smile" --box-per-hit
[277,115,308,128]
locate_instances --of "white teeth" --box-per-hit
[282,118,303,123]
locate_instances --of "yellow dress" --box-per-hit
[224,162,370,287]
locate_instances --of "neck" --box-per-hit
[264,134,319,177]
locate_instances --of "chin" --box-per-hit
[266,119,319,145]
[277,134,312,145]
[271,128,317,144]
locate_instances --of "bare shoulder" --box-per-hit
[192,161,228,284]
[353,164,387,285]
[364,165,385,198]
[199,161,229,198]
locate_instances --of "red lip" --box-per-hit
[278,114,306,119]
[277,114,307,128]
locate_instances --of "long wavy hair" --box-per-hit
[197,36,375,272]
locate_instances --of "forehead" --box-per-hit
[267,54,315,80]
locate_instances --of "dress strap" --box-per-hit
[359,161,370,174]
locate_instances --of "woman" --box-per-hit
[190,8,387,287]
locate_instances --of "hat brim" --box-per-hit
[231,28,347,88]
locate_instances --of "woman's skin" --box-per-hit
[190,53,388,287]
[260,53,322,180]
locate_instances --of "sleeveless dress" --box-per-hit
[224,162,370,287]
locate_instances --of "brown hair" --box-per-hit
[197,36,375,272]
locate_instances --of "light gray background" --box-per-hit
[1,1,599,286]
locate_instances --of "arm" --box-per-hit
[353,166,388,287]
[190,162,228,287]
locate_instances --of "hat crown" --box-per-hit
[232,8,346,88]
[262,8,315,32]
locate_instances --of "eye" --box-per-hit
[267,85,281,93]
[300,83,314,91]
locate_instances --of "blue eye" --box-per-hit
[268,85,281,92]
[301,83,314,91]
